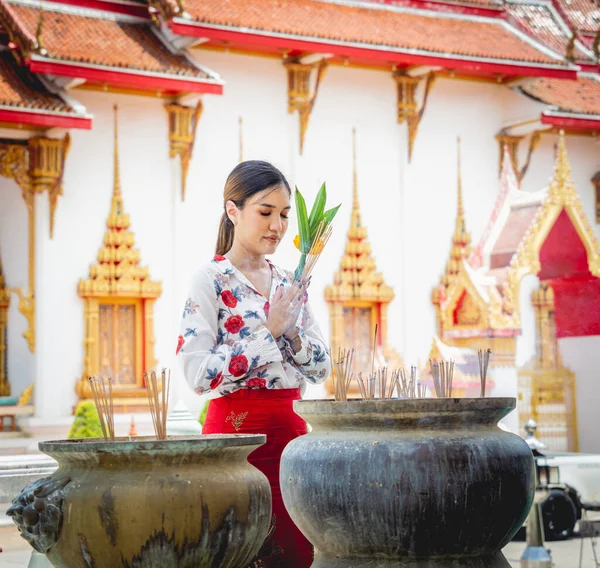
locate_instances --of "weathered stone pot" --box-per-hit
[8,435,271,568]
[280,398,535,567]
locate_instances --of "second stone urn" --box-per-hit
[280,398,535,567]
[9,435,271,568]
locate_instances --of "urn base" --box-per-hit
[312,552,512,568]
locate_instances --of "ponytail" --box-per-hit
[215,212,234,256]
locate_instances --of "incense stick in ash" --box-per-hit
[428,359,455,398]
[144,369,171,440]
[332,347,355,401]
[478,349,491,398]
[88,377,115,441]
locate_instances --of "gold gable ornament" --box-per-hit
[77,106,162,412]
[506,131,600,318]
[325,129,400,390]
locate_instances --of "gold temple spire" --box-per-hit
[325,129,393,303]
[113,105,121,197]
[443,138,472,284]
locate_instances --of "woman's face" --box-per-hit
[227,185,291,255]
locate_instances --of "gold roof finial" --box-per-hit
[35,4,46,55]
[324,128,394,303]
[549,130,573,201]
[440,138,472,285]
[113,104,121,197]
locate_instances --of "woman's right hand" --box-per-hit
[265,281,306,339]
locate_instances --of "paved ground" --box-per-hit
[1,524,599,567]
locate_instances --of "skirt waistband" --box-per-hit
[220,387,302,401]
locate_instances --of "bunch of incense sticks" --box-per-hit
[88,377,115,441]
[394,366,426,399]
[300,220,334,282]
[332,347,355,401]
[144,369,171,440]
[478,348,491,397]
[429,359,455,398]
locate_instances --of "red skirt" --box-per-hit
[202,388,313,568]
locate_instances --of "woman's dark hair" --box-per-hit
[216,160,291,255]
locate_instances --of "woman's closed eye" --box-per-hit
[260,212,289,219]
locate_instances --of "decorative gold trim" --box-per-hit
[495,130,542,182]
[394,71,435,161]
[284,58,327,155]
[506,132,600,318]
[165,101,203,201]
[17,383,33,405]
[77,106,162,404]
[0,251,10,396]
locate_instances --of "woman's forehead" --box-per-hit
[250,185,290,206]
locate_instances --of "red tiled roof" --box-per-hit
[556,0,600,34]
[520,75,600,115]
[0,49,74,112]
[181,0,566,65]
[1,0,210,78]
[490,202,540,269]
[507,3,593,62]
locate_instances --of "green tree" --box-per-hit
[68,401,104,439]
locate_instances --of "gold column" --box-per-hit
[165,101,203,201]
[0,253,10,396]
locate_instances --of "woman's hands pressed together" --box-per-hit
[265,280,308,340]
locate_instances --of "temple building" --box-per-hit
[0,0,599,450]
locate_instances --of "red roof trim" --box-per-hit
[173,22,578,79]
[375,0,503,18]
[541,112,600,130]
[26,58,224,95]
[578,63,600,73]
[0,107,92,128]
[19,0,149,19]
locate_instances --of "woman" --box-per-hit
[177,160,331,568]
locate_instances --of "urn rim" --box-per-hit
[39,434,266,454]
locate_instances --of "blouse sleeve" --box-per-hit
[279,295,331,385]
[177,269,283,397]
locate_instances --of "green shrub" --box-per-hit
[198,400,209,426]
[68,401,104,439]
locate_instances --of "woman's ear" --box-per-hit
[225,200,238,226]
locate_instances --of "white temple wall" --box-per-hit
[559,336,600,454]
[3,49,599,419]
[0,175,33,400]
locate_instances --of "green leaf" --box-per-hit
[322,204,341,226]
[295,188,310,253]
[308,182,327,239]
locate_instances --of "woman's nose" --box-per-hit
[270,217,283,232]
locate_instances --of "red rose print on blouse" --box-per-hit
[214,255,226,261]
[246,377,267,389]
[224,315,245,334]
[263,301,270,316]
[210,372,224,390]
[229,354,249,377]
[176,335,185,355]
[221,290,238,308]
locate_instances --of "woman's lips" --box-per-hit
[264,236,280,243]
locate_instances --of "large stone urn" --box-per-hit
[280,398,535,567]
[8,435,271,568]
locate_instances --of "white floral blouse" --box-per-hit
[177,255,331,398]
